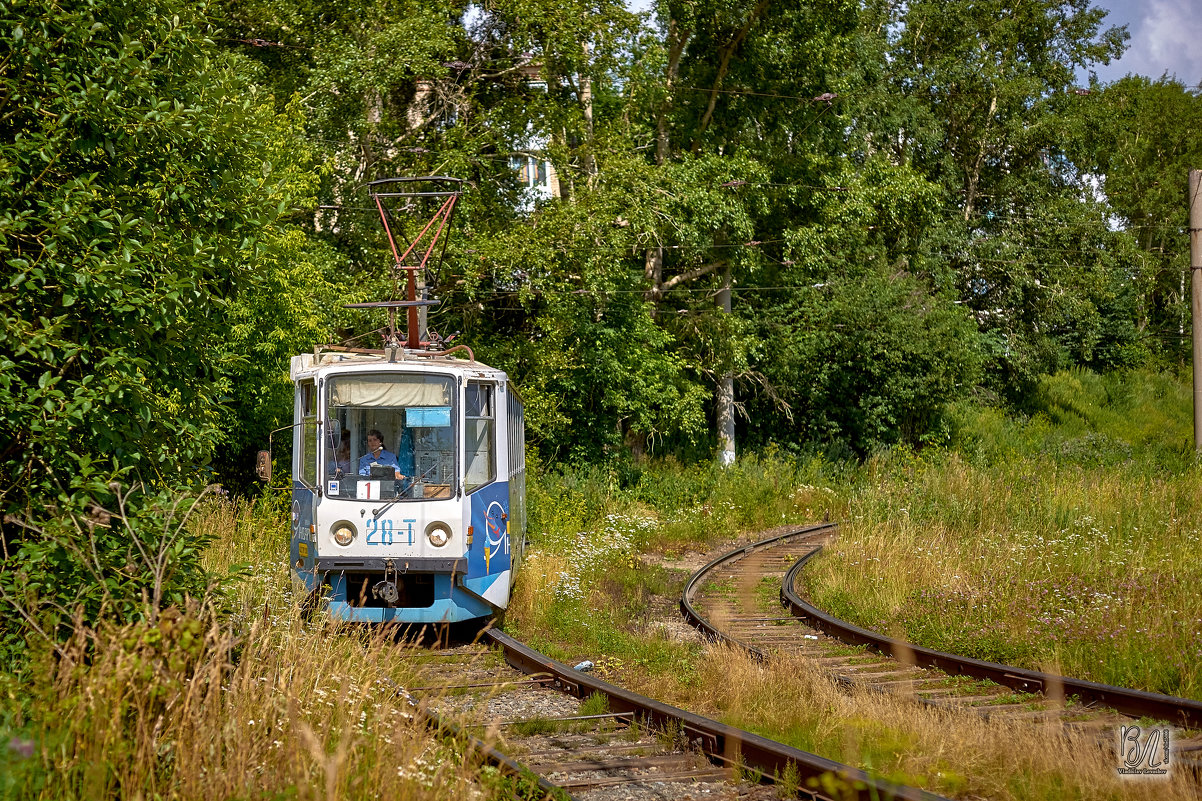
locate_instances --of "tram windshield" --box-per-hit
[324,374,456,501]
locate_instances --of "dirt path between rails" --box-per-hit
[634,524,807,647]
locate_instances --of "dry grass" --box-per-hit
[513,437,1202,798]
[506,550,574,634]
[633,645,1198,800]
[3,498,504,801]
[805,452,1202,698]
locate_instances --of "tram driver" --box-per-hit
[359,429,408,481]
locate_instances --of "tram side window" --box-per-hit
[465,382,495,493]
[299,381,318,487]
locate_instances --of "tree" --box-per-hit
[631,0,868,462]
[456,160,711,460]
[750,265,981,451]
[868,0,1134,390]
[1072,76,1202,363]
[0,0,320,649]
[740,154,982,451]
[886,0,1125,219]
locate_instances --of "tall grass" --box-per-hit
[806,370,1202,698]
[659,646,1199,801]
[1,498,500,801]
[519,369,1202,699]
[6,367,1189,799]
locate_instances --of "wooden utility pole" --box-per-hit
[1190,170,1202,453]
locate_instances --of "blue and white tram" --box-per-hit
[287,349,526,623]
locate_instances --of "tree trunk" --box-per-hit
[580,42,597,177]
[716,260,736,467]
[691,0,770,154]
[962,90,997,221]
[657,19,690,165]
[644,245,663,312]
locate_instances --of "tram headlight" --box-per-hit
[426,521,452,548]
[332,522,356,547]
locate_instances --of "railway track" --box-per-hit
[402,627,945,801]
[680,524,1202,770]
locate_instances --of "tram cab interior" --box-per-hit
[316,371,497,502]
[323,373,459,501]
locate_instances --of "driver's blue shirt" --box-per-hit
[359,447,400,476]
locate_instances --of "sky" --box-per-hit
[1091,0,1202,85]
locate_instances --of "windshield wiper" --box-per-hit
[371,464,441,518]
[373,495,402,518]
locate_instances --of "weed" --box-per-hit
[622,716,643,741]
[578,692,610,717]
[506,717,563,737]
[732,756,763,785]
[986,692,1044,707]
[755,575,782,610]
[655,718,687,751]
[705,577,735,595]
[775,760,802,799]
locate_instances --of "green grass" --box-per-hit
[516,371,1202,699]
[504,717,567,736]
[578,691,610,717]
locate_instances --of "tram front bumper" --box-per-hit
[316,563,494,623]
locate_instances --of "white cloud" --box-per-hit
[1095,0,1202,84]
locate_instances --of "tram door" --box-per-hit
[291,380,319,581]
[462,380,511,606]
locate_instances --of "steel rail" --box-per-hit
[483,627,943,801]
[781,545,1202,729]
[680,523,838,661]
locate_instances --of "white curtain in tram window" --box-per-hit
[330,376,451,407]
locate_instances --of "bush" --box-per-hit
[751,265,981,452]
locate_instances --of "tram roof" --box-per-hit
[290,349,507,382]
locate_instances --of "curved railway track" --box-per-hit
[403,627,944,801]
[680,524,1202,769]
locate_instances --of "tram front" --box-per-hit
[288,358,513,623]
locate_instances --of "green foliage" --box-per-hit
[1070,76,1202,364]
[461,160,724,459]
[752,265,980,452]
[868,0,1144,389]
[578,691,609,716]
[952,367,1194,471]
[211,100,349,489]
[0,484,222,670]
[886,0,1124,207]
[2,0,269,494]
[212,0,1166,463]
[0,0,333,654]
